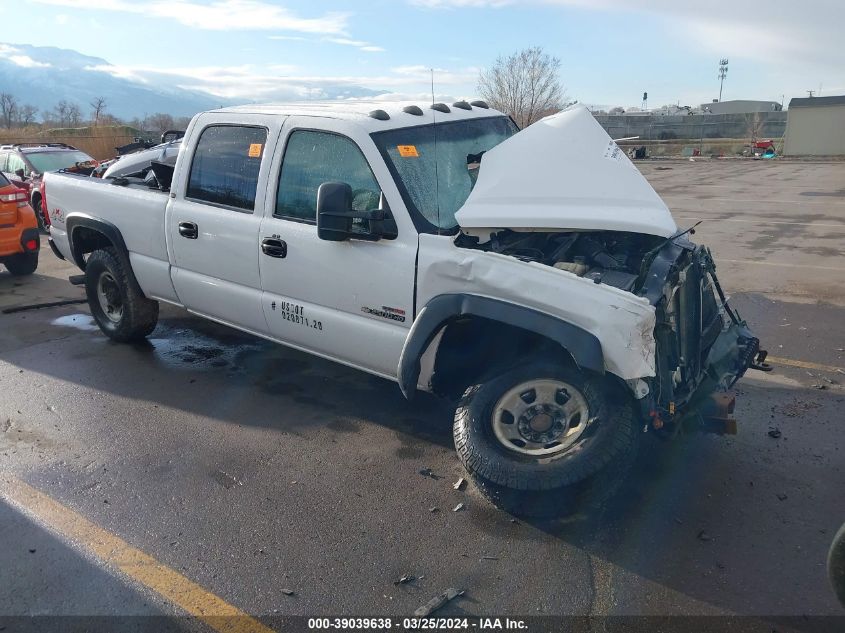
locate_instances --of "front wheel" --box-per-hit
[453,361,639,518]
[3,251,39,276]
[85,248,158,342]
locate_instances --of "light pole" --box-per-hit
[718,59,729,102]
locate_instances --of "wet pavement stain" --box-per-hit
[51,314,99,331]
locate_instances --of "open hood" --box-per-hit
[455,105,678,238]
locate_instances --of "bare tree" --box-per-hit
[477,47,566,128]
[51,100,83,127]
[17,104,39,127]
[66,102,82,127]
[0,93,18,129]
[90,96,107,125]
[144,113,175,134]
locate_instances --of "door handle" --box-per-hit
[178,221,198,239]
[261,237,287,258]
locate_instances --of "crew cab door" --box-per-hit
[167,113,285,334]
[258,117,417,379]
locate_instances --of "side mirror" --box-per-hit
[14,168,26,180]
[316,182,386,242]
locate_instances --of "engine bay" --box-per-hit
[455,229,665,293]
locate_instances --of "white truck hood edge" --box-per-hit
[455,105,678,238]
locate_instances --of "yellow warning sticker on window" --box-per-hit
[248,143,263,158]
[397,145,419,157]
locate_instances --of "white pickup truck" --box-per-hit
[44,101,768,516]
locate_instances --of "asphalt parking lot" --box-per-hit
[1,159,844,630]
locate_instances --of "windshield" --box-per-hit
[372,116,518,231]
[26,150,94,174]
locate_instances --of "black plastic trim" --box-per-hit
[65,213,129,271]
[47,237,64,260]
[20,228,41,251]
[398,293,604,398]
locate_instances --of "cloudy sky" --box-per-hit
[5,0,843,108]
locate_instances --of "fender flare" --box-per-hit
[65,213,129,271]
[397,294,605,399]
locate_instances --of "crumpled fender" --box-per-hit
[397,293,604,399]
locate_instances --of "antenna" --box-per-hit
[431,68,441,235]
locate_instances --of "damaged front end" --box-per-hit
[450,104,768,433]
[639,239,770,434]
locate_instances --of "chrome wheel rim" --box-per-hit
[492,379,590,457]
[96,271,123,324]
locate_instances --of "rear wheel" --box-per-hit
[453,361,639,518]
[3,251,39,276]
[85,248,158,342]
[33,196,46,231]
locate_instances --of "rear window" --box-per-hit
[26,150,93,173]
[186,125,268,211]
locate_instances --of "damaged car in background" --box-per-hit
[43,102,769,517]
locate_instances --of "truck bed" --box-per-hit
[45,172,173,300]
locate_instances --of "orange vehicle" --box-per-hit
[0,171,40,276]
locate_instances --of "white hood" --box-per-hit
[455,105,678,238]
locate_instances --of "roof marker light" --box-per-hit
[402,105,424,116]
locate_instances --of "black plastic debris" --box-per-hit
[697,530,713,542]
[768,428,782,439]
[419,468,441,480]
[414,588,464,617]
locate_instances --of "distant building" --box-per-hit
[784,95,845,156]
[700,100,782,115]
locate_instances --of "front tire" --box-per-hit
[453,361,639,518]
[85,248,158,342]
[4,252,39,276]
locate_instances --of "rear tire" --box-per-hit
[453,361,639,518]
[85,248,158,342]
[33,197,46,231]
[4,252,39,276]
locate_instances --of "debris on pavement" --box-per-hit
[419,468,442,480]
[777,493,788,501]
[212,470,243,489]
[281,589,295,596]
[697,530,713,542]
[429,507,440,513]
[452,503,465,512]
[768,427,782,439]
[481,555,498,561]
[452,477,466,491]
[414,588,464,617]
[811,384,827,390]
[394,574,416,586]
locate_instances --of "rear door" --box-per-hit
[257,117,417,379]
[166,113,285,335]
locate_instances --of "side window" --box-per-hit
[0,152,9,172]
[276,130,381,223]
[186,125,267,211]
[7,154,27,176]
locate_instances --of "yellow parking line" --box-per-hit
[1,476,275,633]
[766,355,844,374]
